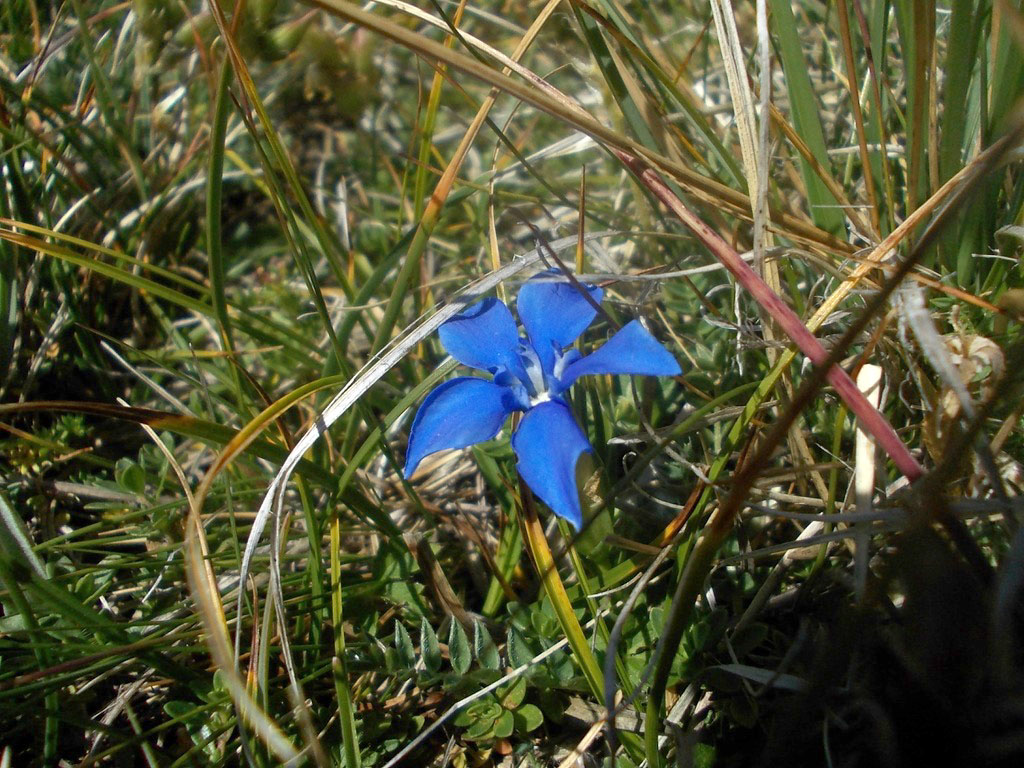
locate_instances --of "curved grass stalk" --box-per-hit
[183,498,300,763]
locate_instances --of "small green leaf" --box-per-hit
[448,619,471,675]
[420,617,441,673]
[506,601,532,631]
[211,669,230,698]
[114,458,146,496]
[473,620,500,670]
[551,652,575,683]
[393,621,415,669]
[511,703,544,733]
[164,701,220,761]
[478,700,502,721]
[531,599,559,637]
[493,709,514,739]
[499,676,527,710]
[464,714,496,741]
[507,625,532,668]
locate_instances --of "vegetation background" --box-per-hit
[2,0,1024,766]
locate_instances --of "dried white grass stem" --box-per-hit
[853,365,882,597]
[709,0,760,196]
[900,282,977,419]
[710,0,766,371]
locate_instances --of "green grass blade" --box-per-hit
[767,0,845,235]
[207,58,235,352]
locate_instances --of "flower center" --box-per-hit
[515,343,580,406]
[517,344,549,401]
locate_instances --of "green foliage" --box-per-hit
[163,672,234,764]
[452,677,543,743]
[2,1,1023,765]
[380,614,554,747]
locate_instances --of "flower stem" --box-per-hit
[557,519,635,700]
[519,484,604,697]
[519,483,645,760]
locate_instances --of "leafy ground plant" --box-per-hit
[2,1,1024,766]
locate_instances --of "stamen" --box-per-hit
[551,348,580,389]
[518,343,547,397]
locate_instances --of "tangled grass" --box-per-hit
[2,1,1024,766]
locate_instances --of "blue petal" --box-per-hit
[512,400,593,529]
[405,377,517,476]
[517,270,603,373]
[559,319,681,389]
[438,298,523,376]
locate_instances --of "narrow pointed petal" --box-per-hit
[405,377,516,476]
[559,319,681,389]
[438,298,523,375]
[517,270,603,373]
[512,400,592,529]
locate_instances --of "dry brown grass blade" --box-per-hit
[837,0,882,236]
[183,516,300,762]
[181,441,300,762]
[768,102,876,241]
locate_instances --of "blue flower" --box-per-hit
[404,271,681,529]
